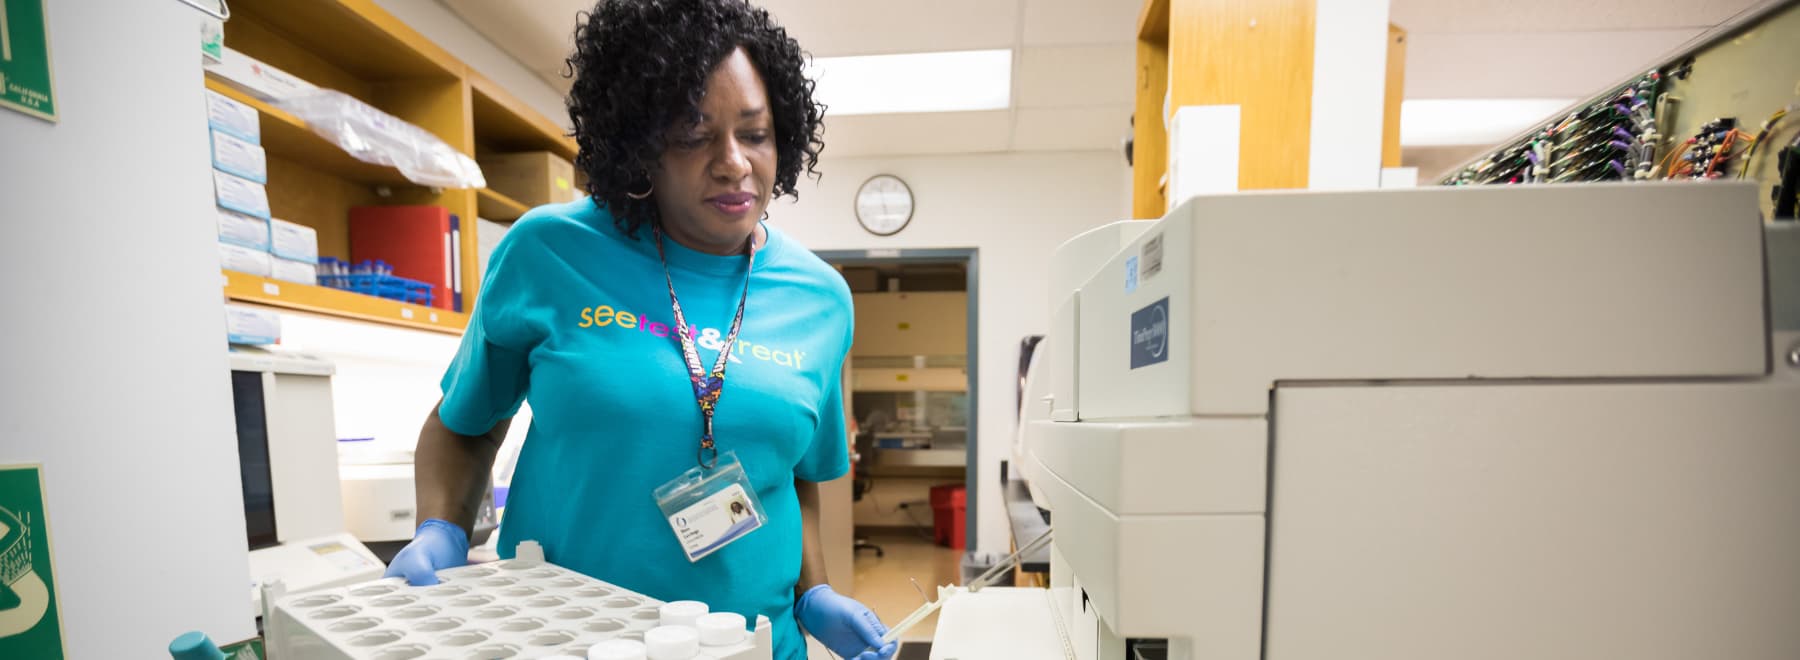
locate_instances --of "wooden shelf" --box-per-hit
[871,448,967,469]
[203,0,576,337]
[470,70,578,160]
[228,0,462,82]
[477,187,531,221]
[222,270,467,335]
[853,367,967,392]
[205,76,413,186]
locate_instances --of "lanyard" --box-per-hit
[652,224,757,470]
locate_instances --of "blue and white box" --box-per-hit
[270,256,318,286]
[217,208,271,251]
[218,241,273,277]
[211,128,268,183]
[205,88,261,144]
[225,304,281,345]
[214,170,271,219]
[270,218,319,263]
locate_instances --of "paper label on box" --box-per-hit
[225,305,281,345]
[217,208,270,251]
[211,130,268,183]
[269,219,319,263]
[204,89,261,144]
[270,258,317,286]
[213,170,270,219]
[218,242,273,278]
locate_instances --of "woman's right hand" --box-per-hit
[383,519,470,586]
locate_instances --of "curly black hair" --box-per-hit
[565,0,826,237]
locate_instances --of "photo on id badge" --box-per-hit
[659,454,766,562]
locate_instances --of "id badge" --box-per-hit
[653,451,767,562]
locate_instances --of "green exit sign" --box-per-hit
[0,0,57,122]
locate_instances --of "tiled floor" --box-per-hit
[849,531,962,643]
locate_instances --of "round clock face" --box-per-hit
[855,174,913,236]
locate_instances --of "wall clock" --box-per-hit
[855,174,914,236]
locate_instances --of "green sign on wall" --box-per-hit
[0,465,64,659]
[0,0,57,122]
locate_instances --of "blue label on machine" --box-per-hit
[1124,256,1139,293]
[1129,297,1169,369]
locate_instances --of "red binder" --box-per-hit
[348,205,460,311]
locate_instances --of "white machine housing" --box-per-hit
[231,350,385,613]
[231,350,347,541]
[964,182,1800,660]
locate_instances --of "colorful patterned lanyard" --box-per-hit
[651,223,757,470]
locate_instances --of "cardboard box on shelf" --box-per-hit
[211,129,268,183]
[478,151,576,207]
[205,88,261,144]
[219,242,273,278]
[270,218,319,264]
[213,169,271,219]
[477,217,511,277]
[270,256,318,286]
[225,304,281,345]
[218,208,271,251]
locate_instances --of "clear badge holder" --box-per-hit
[653,451,767,562]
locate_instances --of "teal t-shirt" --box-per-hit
[439,199,852,660]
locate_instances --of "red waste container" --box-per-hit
[930,484,966,550]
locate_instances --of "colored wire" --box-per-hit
[1741,108,1791,179]
[1659,139,1694,178]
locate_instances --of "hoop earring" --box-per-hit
[626,183,654,200]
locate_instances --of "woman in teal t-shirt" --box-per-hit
[380,2,894,658]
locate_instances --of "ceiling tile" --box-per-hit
[1390,0,1763,33]
[820,111,1014,157]
[1022,0,1140,46]
[1405,29,1704,99]
[1011,105,1132,153]
[1015,45,1135,108]
[754,0,1019,57]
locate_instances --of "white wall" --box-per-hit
[0,0,255,654]
[774,150,1133,555]
[271,312,533,485]
[374,0,570,130]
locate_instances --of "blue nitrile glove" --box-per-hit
[794,584,897,660]
[383,519,469,586]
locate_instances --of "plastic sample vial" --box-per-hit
[657,600,708,627]
[644,625,701,659]
[588,639,648,660]
[697,612,748,647]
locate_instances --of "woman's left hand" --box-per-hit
[794,585,897,659]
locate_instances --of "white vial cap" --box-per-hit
[697,612,748,646]
[644,625,700,659]
[588,639,648,660]
[658,600,709,627]
[515,540,546,562]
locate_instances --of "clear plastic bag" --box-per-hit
[275,89,487,189]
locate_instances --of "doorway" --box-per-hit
[819,248,977,644]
